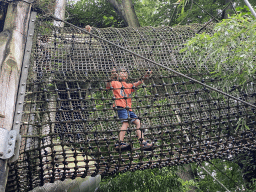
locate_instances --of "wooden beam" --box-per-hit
[0,1,31,131]
[0,1,31,191]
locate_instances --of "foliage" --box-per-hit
[66,0,125,28]
[97,159,256,192]
[33,0,56,15]
[98,166,197,192]
[236,4,256,16]
[65,0,256,27]
[134,0,172,27]
[181,13,256,92]
[170,0,226,25]
[173,0,256,24]
[191,159,246,191]
[130,0,256,27]
[133,0,253,26]
[232,151,256,190]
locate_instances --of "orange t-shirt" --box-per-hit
[107,81,134,111]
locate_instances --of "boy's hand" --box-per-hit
[111,68,118,79]
[143,69,152,79]
[85,25,92,32]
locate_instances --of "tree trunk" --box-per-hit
[176,164,197,192]
[107,0,140,27]
[53,0,66,27]
[222,0,233,19]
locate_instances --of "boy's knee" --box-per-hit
[134,119,140,125]
[122,122,129,126]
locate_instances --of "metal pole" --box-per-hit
[243,0,256,19]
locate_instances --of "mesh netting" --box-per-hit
[6,14,256,191]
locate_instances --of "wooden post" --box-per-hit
[0,1,31,191]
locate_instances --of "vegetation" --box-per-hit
[192,159,247,191]
[66,0,125,28]
[98,166,197,192]
[97,158,256,192]
[66,0,256,28]
[180,11,256,191]
[180,8,256,134]
[181,8,256,92]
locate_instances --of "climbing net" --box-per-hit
[6,10,256,192]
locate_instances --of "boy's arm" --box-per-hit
[106,81,111,89]
[133,70,152,87]
[106,68,118,89]
[133,80,143,87]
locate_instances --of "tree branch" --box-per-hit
[107,0,121,13]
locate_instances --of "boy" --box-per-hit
[106,67,153,151]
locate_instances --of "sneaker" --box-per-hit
[141,141,153,151]
[115,142,131,151]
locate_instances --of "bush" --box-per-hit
[97,166,190,192]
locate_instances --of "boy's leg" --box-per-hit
[129,111,144,141]
[116,121,130,151]
[133,117,153,150]
[117,107,129,141]
[133,119,144,141]
[115,108,131,150]
[119,122,129,141]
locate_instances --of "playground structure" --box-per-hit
[0,0,256,191]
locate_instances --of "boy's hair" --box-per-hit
[117,67,129,74]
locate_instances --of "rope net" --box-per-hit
[6,14,256,191]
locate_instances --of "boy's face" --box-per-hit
[119,70,128,81]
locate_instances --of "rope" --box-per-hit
[48,14,256,109]
[193,1,220,22]
[197,1,233,33]
[5,4,256,191]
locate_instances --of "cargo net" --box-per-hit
[7,15,256,191]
